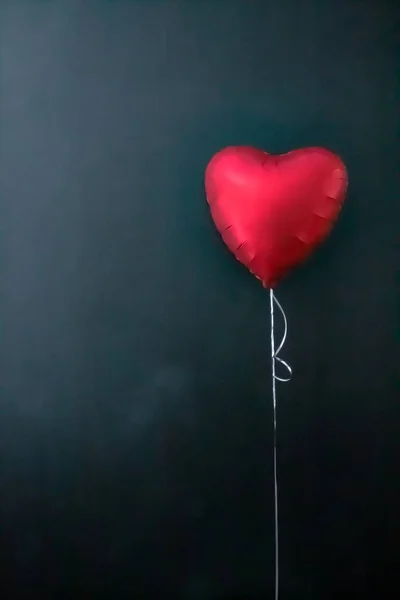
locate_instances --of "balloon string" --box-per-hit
[270,289,292,600]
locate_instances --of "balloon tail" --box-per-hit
[269,289,292,600]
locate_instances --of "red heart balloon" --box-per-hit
[205,146,348,288]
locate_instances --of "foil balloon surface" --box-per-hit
[205,146,348,287]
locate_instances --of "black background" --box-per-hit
[1,1,399,598]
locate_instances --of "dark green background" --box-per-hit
[1,1,398,598]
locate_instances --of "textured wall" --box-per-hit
[1,1,398,598]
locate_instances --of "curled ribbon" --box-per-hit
[269,289,292,600]
[270,292,292,383]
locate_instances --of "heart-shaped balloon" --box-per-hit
[205,146,348,288]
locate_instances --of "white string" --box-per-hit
[270,289,292,600]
